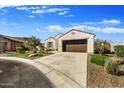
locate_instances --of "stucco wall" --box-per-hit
[54,34,63,50]
[0,37,11,50]
[44,38,56,50]
[58,30,95,53]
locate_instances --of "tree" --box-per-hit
[25,36,41,53]
[103,40,111,53]
[95,39,104,54]
[94,39,111,54]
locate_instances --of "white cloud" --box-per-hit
[16,6,30,11]
[32,10,45,14]
[66,14,75,17]
[68,25,86,30]
[0,5,18,9]
[81,19,121,25]
[16,6,41,11]
[42,6,47,9]
[82,22,95,24]
[0,5,19,14]
[40,23,124,34]
[58,11,68,15]
[82,26,124,33]
[15,6,74,17]
[32,8,69,14]
[47,8,69,13]
[103,19,121,24]
[66,25,124,34]
[101,27,124,33]
[29,15,35,18]
[46,25,64,31]
[31,6,40,10]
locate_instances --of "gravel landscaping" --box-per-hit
[87,56,124,88]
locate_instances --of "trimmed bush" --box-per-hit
[91,54,109,66]
[104,58,119,75]
[16,47,25,53]
[114,45,124,57]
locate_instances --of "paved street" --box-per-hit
[0,52,87,88]
[0,60,52,88]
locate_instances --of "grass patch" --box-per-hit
[7,52,30,57]
[90,54,109,66]
[7,52,49,58]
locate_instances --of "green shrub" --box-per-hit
[16,47,25,53]
[91,54,109,66]
[104,58,119,75]
[114,45,124,57]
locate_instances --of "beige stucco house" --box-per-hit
[44,33,63,50]
[44,29,95,53]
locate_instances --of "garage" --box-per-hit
[62,39,87,52]
[57,29,95,53]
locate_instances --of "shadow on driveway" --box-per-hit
[0,60,52,88]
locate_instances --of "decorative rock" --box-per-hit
[28,53,38,57]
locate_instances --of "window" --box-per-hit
[47,42,53,48]
[0,42,7,52]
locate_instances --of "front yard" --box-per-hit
[87,54,124,88]
[6,52,50,59]
[90,54,109,66]
[7,52,30,57]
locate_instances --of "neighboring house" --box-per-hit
[45,29,95,53]
[44,33,63,50]
[110,42,124,53]
[0,34,28,51]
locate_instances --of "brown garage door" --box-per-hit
[66,44,87,52]
[62,39,87,53]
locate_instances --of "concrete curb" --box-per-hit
[0,57,82,88]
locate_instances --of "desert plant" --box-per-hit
[104,40,111,54]
[114,45,124,57]
[37,43,44,53]
[94,39,111,54]
[25,36,41,53]
[104,58,119,75]
[94,39,104,54]
[16,47,25,53]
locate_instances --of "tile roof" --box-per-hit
[0,34,28,42]
[58,29,96,39]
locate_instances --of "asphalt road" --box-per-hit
[0,60,52,88]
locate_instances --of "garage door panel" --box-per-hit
[62,39,87,53]
[66,44,87,52]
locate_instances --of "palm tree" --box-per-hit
[25,36,41,53]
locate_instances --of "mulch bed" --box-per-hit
[87,56,124,88]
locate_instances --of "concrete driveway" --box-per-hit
[35,52,87,88]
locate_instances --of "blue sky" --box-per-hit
[0,5,124,42]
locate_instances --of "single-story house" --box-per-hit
[44,29,95,53]
[0,34,28,51]
[110,42,124,53]
[44,33,63,50]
